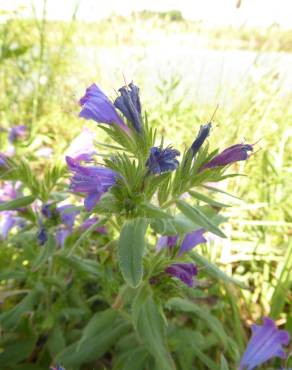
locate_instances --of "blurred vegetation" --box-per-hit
[0,3,291,369]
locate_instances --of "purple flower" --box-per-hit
[201,144,253,170]
[156,229,206,255]
[79,84,130,133]
[239,317,290,370]
[55,228,71,247]
[146,146,180,174]
[0,153,8,167]
[57,205,79,230]
[156,235,179,252]
[37,226,48,246]
[179,228,206,255]
[50,366,65,370]
[166,263,198,287]
[66,127,96,162]
[114,82,143,133]
[190,123,212,156]
[8,125,27,143]
[0,182,25,239]
[66,156,118,211]
[80,216,107,234]
[0,211,16,239]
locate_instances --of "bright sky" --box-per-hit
[1,0,292,27]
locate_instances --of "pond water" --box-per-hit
[80,44,292,104]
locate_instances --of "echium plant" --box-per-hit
[0,81,290,370]
[70,82,253,289]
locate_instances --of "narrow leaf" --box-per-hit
[118,218,147,288]
[32,235,56,271]
[176,200,226,238]
[136,295,175,370]
[189,189,230,208]
[0,195,36,211]
[190,251,249,290]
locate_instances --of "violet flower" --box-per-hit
[0,211,16,239]
[190,123,212,156]
[156,228,206,255]
[239,317,290,370]
[146,146,180,174]
[57,205,79,231]
[156,235,179,252]
[8,125,27,143]
[179,228,206,255]
[0,153,8,167]
[201,144,253,170]
[79,84,130,133]
[41,203,79,247]
[80,216,107,234]
[166,263,198,287]
[37,226,48,246]
[114,82,143,133]
[0,182,24,239]
[66,156,118,211]
[66,127,96,162]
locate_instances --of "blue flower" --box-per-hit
[165,263,198,287]
[146,146,180,174]
[0,153,8,167]
[66,156,118,211]
[114,82,143,133]
[239,317,290,370]
[156,229,206,255]
[190,122,212,156]
[8,125,27,143]
[37,226,48,246]
[79,84,130,133]
[65,127,96,162]
[201,143,253,170]
[178,228,206,255]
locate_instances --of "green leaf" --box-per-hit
[176,200,227,238]
[189,189,231,208]
[167,297,229,348]
[114,347,149,370]
[190,251,249,289]
[118,218,148,288]
[270,241,292,318]
[203,185,241,200]
[79,309,118,348]
[135,295,175,370]
[0,290,40,330]
[0,336,36,368]
[32,235,56,271]
[151,213,200,236]
[0,195,36,211]
[220,355,230,370]
[58,254,100,276]
[141,203,172,220]
[56,321,130,367]
[0,271,26,281]
[47,325,66,357]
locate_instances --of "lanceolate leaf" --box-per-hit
[190,251,249,290]
[0,195,36,211]
[118,218,148,288]
[32,235,56,271]
[135,295,176,370]
[167,297,229,348]
[56,321,130,367]
[176,199,227,238]
[189,189,230,208]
